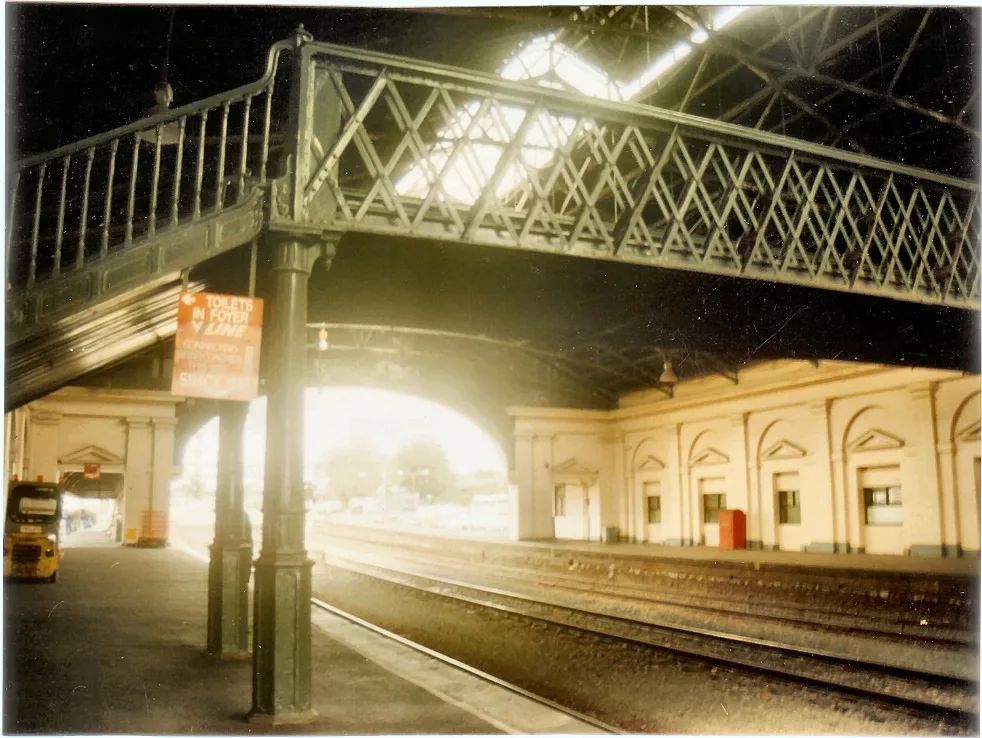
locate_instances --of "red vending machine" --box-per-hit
[718,509,746,550]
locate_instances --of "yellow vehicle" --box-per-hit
[3,481,63,582]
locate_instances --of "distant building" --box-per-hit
[509,360,980,557]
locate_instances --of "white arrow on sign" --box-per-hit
[181,293,197,305]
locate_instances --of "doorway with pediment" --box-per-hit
[58,444,127,541]
[551,457,600,541]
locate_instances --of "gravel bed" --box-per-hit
[325,541,980,681]
[330,553,978,715]
[313,564,974,736]
[319,521,979,639]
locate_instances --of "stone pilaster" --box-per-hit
[123,417,153,546]
[805,399,839,553]
[144,417,177,547]
[728,414,751,547]
[25,410,62,483]
[906,384,947,556]
[598,431,623,539]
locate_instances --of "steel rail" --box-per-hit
[171,538,621,735]
[302,40,976,191]
[323,552,980,725]
[310,597,624,735]
[323,531,977,649]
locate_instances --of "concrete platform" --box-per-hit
[2,528,601,735]
[313,517,981,576]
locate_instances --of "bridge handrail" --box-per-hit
[301,39,977,193]
[13,34,977,192]
[12,39,295,172]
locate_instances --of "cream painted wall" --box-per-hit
[509,361,982,557]
[4,388,181,546]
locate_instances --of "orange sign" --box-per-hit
[171,291,264,401]
[83,463,101,480]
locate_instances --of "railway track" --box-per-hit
[319,528,976,647]
[309,596,623,734]
[174,534,619,734]
[320,551,980,728]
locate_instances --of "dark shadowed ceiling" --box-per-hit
[8,5,981,407]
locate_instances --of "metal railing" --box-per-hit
[301,41,980,308]
[7,32,980,328]
[5,39,292,304]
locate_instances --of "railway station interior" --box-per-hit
[4,4,981,735]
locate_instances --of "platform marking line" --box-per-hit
[170,539,606,735]
[308,604,605,735]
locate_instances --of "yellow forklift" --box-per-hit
[3,480,63,582]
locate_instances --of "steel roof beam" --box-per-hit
[886,8,933,95]
[668,7,828,110]
[768,33,951,135]
[677,11,977,137]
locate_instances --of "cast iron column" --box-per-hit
[249,237,320,724]
[206,400,252,658]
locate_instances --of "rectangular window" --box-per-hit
[778,490,801,524]
[863,486,903,526]
[553,484,566,517]
[703,493,726,524]
[646,496,662,525]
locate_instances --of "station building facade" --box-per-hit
[4,388,180,547]
[510,361,981,557]
[3,360,979,558]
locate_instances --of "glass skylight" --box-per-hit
[395,7,752,204]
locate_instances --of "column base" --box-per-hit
[251,553,315,718]
[206,541,253,657]
[907,544,962,557]
[805,541,859,553]
[246,707,318,726]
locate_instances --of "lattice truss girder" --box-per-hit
[303,323,742,405]
[305,322,612,407]
[302,48,980,308]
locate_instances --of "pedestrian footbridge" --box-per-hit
[5,26,980,726]
[7,28,979,408]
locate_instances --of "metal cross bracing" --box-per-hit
[296,39,980,308]
[452,7,979,172]
[6,27,980,357]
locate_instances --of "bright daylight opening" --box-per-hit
[172,388,512,545]
[396,6,751,204]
